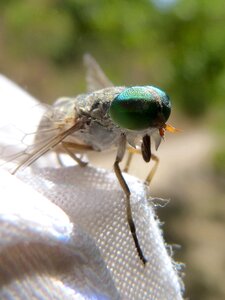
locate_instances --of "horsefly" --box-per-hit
[1,54,178,265]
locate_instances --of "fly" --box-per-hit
[1,54,178,265]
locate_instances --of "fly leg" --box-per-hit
[123,151,133,173]
[124,147,159,185]
[144,153,159,185]
[114,135,147,265]
[60,141,94,167]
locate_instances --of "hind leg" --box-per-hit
[57,141,94,167]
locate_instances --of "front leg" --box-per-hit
[114,134,147,265]
[60,142,91,167]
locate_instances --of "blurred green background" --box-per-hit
[0,0,224,299]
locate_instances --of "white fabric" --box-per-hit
[0,75,184,300]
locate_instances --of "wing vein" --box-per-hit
[12,118,86,174]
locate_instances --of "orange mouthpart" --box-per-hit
[159,124,181,137]
[164,124,181,133]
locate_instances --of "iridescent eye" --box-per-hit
[109,86,171,130]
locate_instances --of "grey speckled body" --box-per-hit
[56,87,125,151]
[48,86,157,152]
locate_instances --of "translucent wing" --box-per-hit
[0,56,114,173]
[0,99,84,173]
[84,54,113,92]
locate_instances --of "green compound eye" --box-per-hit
[109,86,171,130]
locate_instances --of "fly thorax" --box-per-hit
[77,87,126,126]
